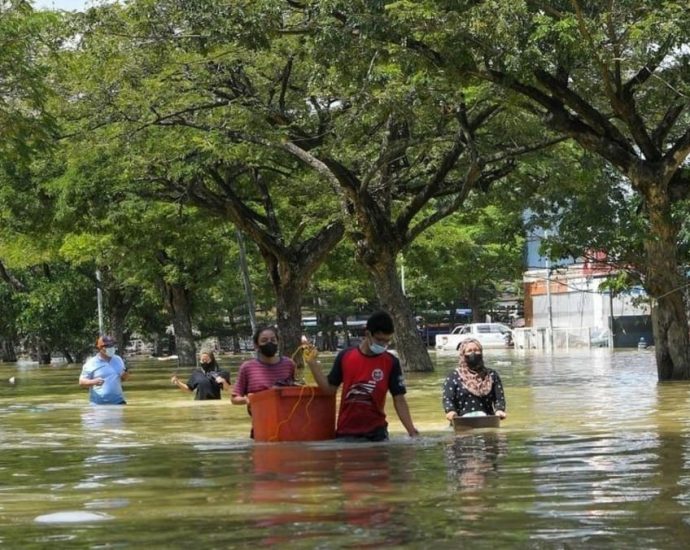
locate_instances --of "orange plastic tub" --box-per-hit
[250,386,336,442]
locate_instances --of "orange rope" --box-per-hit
[269,384,317,442]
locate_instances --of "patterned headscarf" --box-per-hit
[457,338,493,397]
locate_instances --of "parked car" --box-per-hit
[435,323,514,351]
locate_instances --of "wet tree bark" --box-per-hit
[271,265,304,357]
[161,281,196,367]
[106,285,137,354]
[37,339,51,365]
[365,255,434,372]
[259,245,333,358]
[643,185,690,380]
[1,337,17,362]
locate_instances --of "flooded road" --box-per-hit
[1,348,689,548]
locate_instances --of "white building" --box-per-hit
[519,233,652,348]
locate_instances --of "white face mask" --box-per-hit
[104,347,116,358]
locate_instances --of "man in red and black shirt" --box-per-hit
[306,311,420,441]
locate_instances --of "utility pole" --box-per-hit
[544,230,554,350]
[96,269,104,335]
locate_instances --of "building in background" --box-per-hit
[519,232,652,348]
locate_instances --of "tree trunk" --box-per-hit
[644,188,690,380]
[236,229,258,335]
[316,312,337,351]
[151,332,164,357]
[107,286,135,353]
[273,272,304,358]
[255,222,345,359]
[37,339,51,365]
[1,337,17,362]
[338,314,354,348]
[468,292,483,323]
[162,282,197,367]
[368,258,434,373]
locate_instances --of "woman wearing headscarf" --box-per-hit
[442,338,507,422]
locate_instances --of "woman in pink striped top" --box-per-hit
[231,326,296,408]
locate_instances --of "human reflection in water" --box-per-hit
[246,443,413,546]
[445,432,508,514]
[79,406,131,495]
[81,404,125,434]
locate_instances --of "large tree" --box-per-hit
[57,2,346,355]
[264,2,556,370]
[386,1,690,379]
[59,1,556,370]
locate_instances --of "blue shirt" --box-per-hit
[80,354,127,405]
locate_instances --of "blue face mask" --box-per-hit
[104,347,116,358]
[369,341,388,355]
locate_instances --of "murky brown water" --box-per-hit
[2,348,689,548]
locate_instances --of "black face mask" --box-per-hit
[258,342,278,358]
[464,352,482,368]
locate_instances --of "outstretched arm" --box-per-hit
[393,394,420,437]
[171,375,192,393]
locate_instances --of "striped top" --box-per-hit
[232,356,296,397]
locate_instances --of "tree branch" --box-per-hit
[652,102,686,149]
[662,128,690,181]
[0,261,27,292]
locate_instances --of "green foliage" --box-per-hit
[0,1,60,165]
[405,195,525,317]
[307,237,377,319]
[13,263,97,355]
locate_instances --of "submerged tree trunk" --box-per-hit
[316,312,338,351]
[1,337,17,362]
[37,339,51,365]
[643,187,690,380]
[262,252,308,358]
[151,332,164,357]
[366,255,434,373]
[275,283,303,359]
[107,285,136,354]
[161,281,196,367]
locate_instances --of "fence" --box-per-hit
[512,327,611,350]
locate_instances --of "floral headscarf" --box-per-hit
[457,338,493,397]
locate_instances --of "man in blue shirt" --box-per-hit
[79,335,130,404]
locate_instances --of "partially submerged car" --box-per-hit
[434,322,514,351]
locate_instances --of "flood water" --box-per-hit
[2,348,690,548]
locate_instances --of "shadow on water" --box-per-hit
[2,349,690,547]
